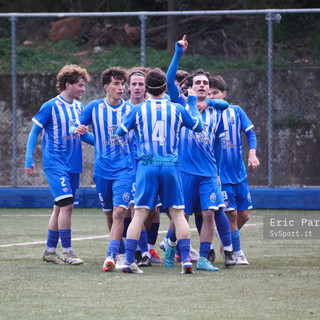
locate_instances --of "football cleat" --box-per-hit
[102,256,115,272]
[196,257,219,271]
[62,251,83,265]
[224,250,236,267]
[236,254,249,265]
[138,255,152,267]
[150,249,163,264]
[122,261,143,274]
[181,259,194,274]
[43,250,65,265]
[164,243,176,268]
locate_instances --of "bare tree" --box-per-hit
[167,0,179,54]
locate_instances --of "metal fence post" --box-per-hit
[140,14,147,67]
[266,12,281,187]
[266,12,274,187]
[10,15,17,188]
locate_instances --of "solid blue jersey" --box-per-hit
[118,98,201,161]
[76,98,133,179]
[179,106,225,177]
[220,105,254,184]
[32,95,84,173]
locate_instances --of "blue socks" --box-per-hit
[107,240,120,258]
[59,229,71,250]
[215,209,232,247]
[119,238,126,254]
[138,229,149,254]
[126,239,139,264]
[178,238,191,262]
[46,229,59,249]
[147,222,159,245]
[123,217,131,237]
[167,227,177,243]
[200,241,211,258]
[231,229,241,252]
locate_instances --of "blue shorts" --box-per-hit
[44,169,79,204]
[134,161,184,210]
[94,175,132,212]
[221,179,253,211]
[130,160,161,208]
[180,171,225,215]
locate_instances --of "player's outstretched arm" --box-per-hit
[81,131,94,146]
[25,123,42,177]
[117,108,136,136]
[69,123,88,135]
[205,99,229,110]
[117,124,127,137]
[166,35,188,103]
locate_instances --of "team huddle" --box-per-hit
[25,35,260,274]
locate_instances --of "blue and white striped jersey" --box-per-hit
[125,100,141,164]
[119,98,201,161]
[32,95,84,173]
[220,105,254,184]
[77,98,133,179]
[179,106,225,177]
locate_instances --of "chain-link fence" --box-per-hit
[0,9,319,189]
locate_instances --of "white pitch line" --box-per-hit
[0,224,262,248]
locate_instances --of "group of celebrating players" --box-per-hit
[25,35,260,274]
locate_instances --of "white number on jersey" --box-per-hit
[60,177,66,187]
[152,120,165,146]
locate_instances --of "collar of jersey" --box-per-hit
[57,95,76,107]
[104,98,124,109]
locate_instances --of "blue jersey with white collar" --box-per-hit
[32,95,84,173]
[119,98,202,161]
[76,98,133,179]
[179,106,225,177]
[220,105,254,184]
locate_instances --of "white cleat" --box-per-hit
[236,254,249,265]
[115,253,126,269]
[159,238,168,251]
[122,262,144,274]
[189,247,199,262]
[102,256,115,272]
[181,259,194,274]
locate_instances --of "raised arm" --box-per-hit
[166,35,188,103]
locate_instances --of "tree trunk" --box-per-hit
[167,0,179,54]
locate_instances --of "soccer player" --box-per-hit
[69,67,134,272]
[209,75,260,265]
[117,68,204,274]
[125,68,163,267]
[165,36,237,270]
[25,64,92,265]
